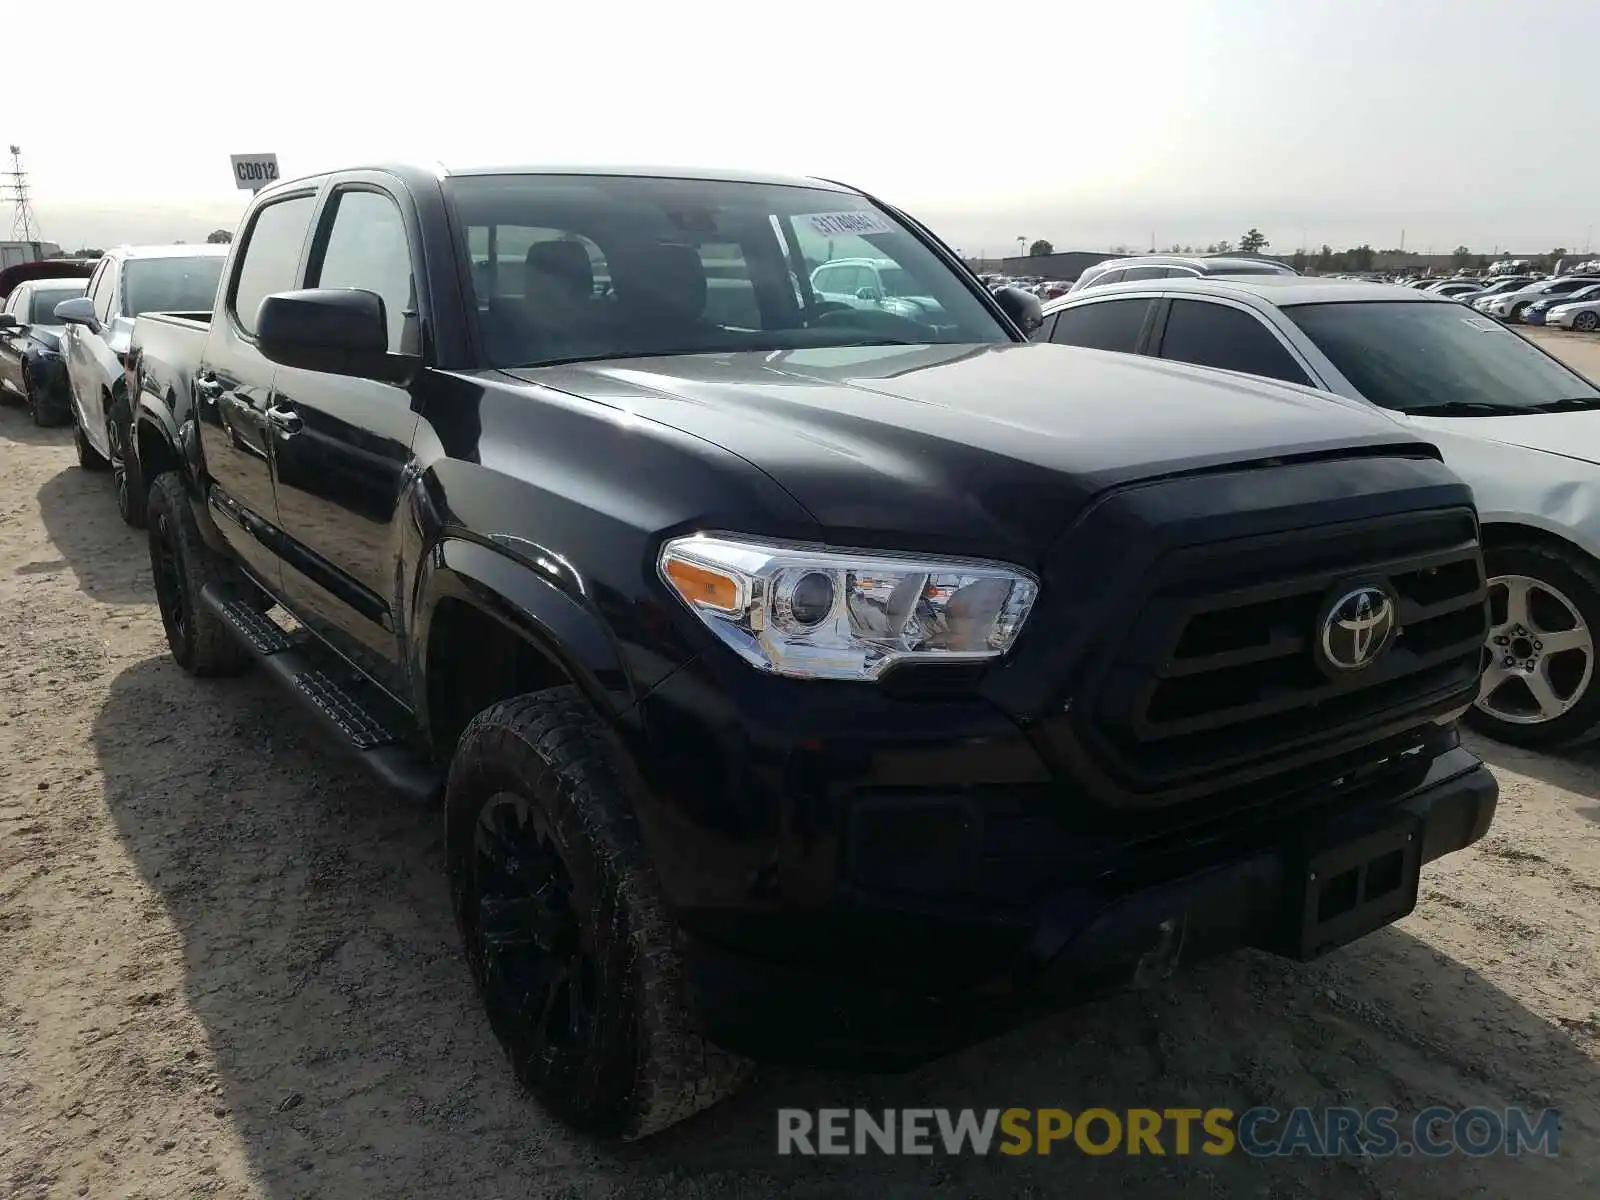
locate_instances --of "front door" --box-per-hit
[66,259,115,442]
[270,183,423,696]
[193,190,320,590]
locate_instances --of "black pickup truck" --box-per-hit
[125,163,1497,1140]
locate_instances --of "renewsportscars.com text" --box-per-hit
[776,1106,1560,1158]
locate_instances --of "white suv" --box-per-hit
[52,244,228,525]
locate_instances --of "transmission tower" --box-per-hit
[6,146,39,242]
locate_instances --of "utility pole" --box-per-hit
[1400,229,1405,252]
[5,146,39,243]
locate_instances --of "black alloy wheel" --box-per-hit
[472,791,601,1073]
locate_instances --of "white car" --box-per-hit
[1035,275,1600,748]
[1477,274,1600,323]
[52,244,228,526]
[1545,295,1600,333]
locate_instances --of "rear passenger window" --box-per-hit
[1049,298,1152,353]
[230,195,315,335]
[1158,299,1312,385]
[311,190,416,353]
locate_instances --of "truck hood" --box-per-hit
[509,342,1436,565]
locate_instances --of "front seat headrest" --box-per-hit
[611,242,708,320]
[524,240,594,298]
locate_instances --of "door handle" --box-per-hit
[265,404,303,436]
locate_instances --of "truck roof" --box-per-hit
[257,162,860,198]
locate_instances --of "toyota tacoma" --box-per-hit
[124,162,1497,1140]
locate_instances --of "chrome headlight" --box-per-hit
[659,534,1039,681]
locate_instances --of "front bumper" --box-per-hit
[682,747,1496,1068]
[1523,309,1549,326]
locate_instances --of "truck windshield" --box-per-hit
[445,173,1010,368]
[1284,300,1600,414]
[124,256,226,317]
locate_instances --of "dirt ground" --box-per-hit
[2,335,1599,1199]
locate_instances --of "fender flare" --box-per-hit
[409,534,636,727]
[132,392,186,484]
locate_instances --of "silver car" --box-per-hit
[1546,293,1600,333]
[1035,274,1600,748]
[1068,253,1297,294]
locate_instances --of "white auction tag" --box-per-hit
[805,211,894,238]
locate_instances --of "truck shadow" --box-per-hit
[93,658,1597,1199]
[32,464,150,605]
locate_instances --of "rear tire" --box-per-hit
[146,472,250,678]
[444,688,751,1140]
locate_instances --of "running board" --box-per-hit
[201,584,440,803]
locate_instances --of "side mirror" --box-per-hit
[256,288,415,383]
[0,313,16,330]
[994,285,1043,334]
[53,296,99,331]
[856,286,883,302]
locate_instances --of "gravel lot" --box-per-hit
[2,331,1598,1198]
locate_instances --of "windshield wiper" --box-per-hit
[1406,400,1534,417]
[1524,396,1600,413]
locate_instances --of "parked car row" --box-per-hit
[4,168,1504,1144]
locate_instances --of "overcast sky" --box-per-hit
[10,0,1596,255]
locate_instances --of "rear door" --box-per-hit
[66,257,116,445]
[1043,296,1159,353]
[1150,298,1318,386]
[195,189,320,590]
[269,177,426,694]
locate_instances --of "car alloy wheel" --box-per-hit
[1575,311,1599,333]
[1476,573,1593,727]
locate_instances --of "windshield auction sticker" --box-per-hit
[806,211,894,238]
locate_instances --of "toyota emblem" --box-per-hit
[1319,585,1398,673]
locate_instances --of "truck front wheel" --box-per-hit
[444,688,750,1139]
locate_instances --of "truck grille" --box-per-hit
[1082,507,1487,793]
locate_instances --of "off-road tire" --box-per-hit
[1464,541,1600,748]
[109,392,148,528]
[147,472,250,678]
[445,688,751,1140]
[74,418,109,471]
